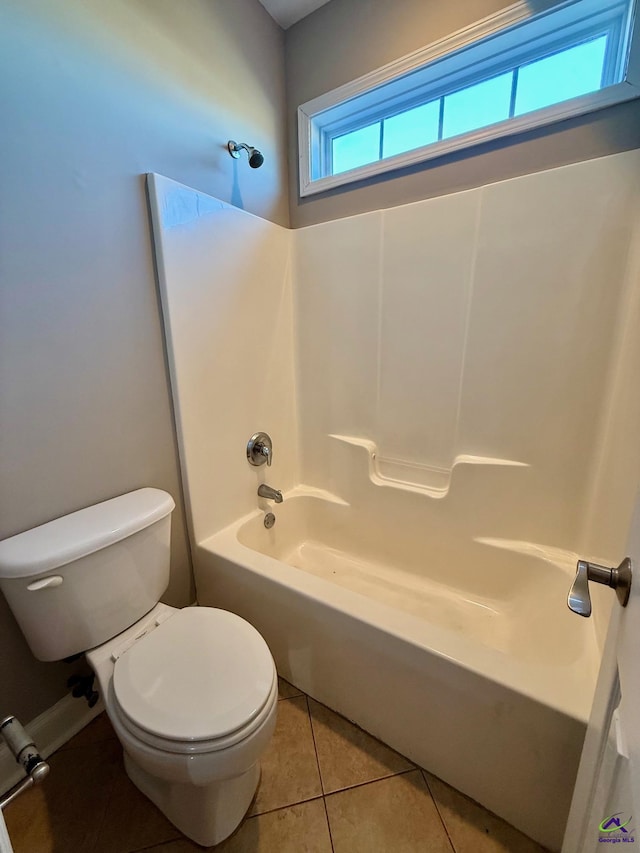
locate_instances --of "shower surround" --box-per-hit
[148,151,640,851]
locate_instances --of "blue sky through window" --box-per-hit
[332,123,380,174]
[330,35,611,175]
[383,101,440,158]
[442,72,513,139]
[514,36,608,115]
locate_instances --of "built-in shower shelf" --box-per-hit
[287,484,350,506]
[329,434,528,498]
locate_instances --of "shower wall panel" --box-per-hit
[378,190,479,473]
[457,153,638,546]
[149,174,298,544]
[293,151,640,551]
[293,211,381,486]
[150,151,640,568]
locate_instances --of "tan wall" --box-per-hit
[285,0,640,227]
[0,0,288,722]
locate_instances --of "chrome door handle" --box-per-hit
[568,557,632,617]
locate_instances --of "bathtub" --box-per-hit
[195,487,599,851]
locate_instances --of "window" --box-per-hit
[298,0,640,196]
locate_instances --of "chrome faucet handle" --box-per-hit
[568,560,592,617]
[247,432,273,467]
[568,557,632,618]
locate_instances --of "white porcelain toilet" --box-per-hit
[0,488,278,847]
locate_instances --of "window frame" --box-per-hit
[297,0,640,197]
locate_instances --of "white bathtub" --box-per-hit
[195,488,599,851]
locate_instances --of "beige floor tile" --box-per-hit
[138,842,199,853]
[326,770,453,853]
[426,772,549,853]
[4,738,121,853]
[57,710,117,752]
[93,750,181,853]
[143,799,333,853]
[309,697,413,793]
[220,799,333,852]
[249,695,322,816]
[278,676,304,699]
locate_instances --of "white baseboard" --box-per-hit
[0,694,104,795]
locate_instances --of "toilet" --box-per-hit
[0,488,278,847]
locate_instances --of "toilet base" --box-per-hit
[123,750,260,846]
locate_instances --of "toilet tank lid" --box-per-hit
[0,488,175,579]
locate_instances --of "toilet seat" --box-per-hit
[110,676,278,755]
[112,607,276,753]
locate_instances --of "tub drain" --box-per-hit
[264,512,276,529]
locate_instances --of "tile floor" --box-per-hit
[4,678,549,852]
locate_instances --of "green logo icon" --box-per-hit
[600,814,632,834]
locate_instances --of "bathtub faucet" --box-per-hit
[247,432,273,467]
[257,484,283,504]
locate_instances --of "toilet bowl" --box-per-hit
[88,603,278,845]
[0,489,278,846]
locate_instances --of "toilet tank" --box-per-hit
[0,488,175,661]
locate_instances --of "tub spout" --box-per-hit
[257,484,283,504]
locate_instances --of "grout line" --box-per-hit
[307,696,416,770]
[277,676,304,701]
[305,695,326,794]
[324,767,417,799]
[305,697,335,853]
[421,770,457,853]
[87,754,121,853]
[321,794,335,853]
[247,695,325,821]
[304,695,419,793]
[305,694,325,797]
[248,793,326,821]
[128,830,183,853]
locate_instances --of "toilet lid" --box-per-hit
[112,608,275,742]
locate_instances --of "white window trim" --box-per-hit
[298,0,640,198]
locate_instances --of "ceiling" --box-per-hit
[258,0,333,29]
